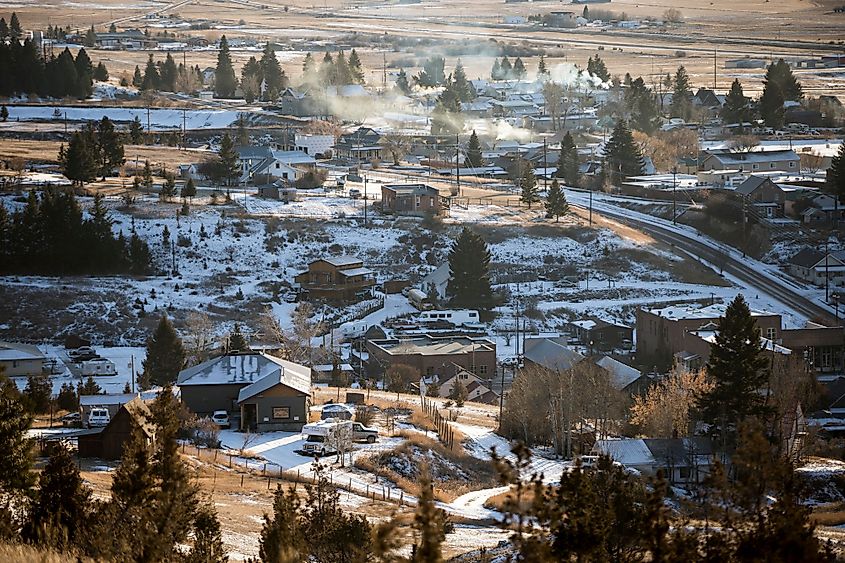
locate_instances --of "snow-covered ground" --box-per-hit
[4,105,256,131]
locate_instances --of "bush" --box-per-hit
[186,416,221,448]
[355,405,375,427]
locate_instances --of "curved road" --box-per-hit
[565,189,837,326]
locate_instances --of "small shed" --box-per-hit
[77,398,155,460]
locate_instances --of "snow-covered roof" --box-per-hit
[593,439,655,466]
[237,363,311,403]
[178,352,309,391]
[645,302,775,321]
[0,342,45,362]
[338,267,374,277]
[80,393,140,406]
[323,255,363,268]
[594,356,644,390]
[571,320,596,330]
[312,364,355,372]
[705,149,800,164]
[523,338,584,372]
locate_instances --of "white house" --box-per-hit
[294,133,336,158]
[237,146,316,184]
[0,342,45,377]
[592,437,717,484]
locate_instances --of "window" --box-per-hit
[679,467,691,479]
[479,365,488,375]
[766,327,776,340]
[415,196,421,208]
[272,407,290,419]
[770,163,775,168]
[275,162,280,169]
[752,164,759,170]
[789,161,796,168]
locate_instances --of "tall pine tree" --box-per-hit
[214,35,237,98]
[722,78,749,125]
[604,119,644,185]
[556,131,580,187]
[141,315,186,388]
[828,142,845,204]
[447,228,493,310]
[465,130,483,167]
[670,65,692,120]
[545,179,569,222]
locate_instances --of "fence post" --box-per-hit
[240,474,244,488]
[268,476,271,490]
[229,455,232,468]
[263,463,266,476]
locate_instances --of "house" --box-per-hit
[787,248,845,287]
[567,318,633,351]
[294,133,336,158]
[724,58,767,69]
[294,256,376,302]
[381,184,442,216]
[366,335,496,379]
[502,15,527,24]
[311,363,356,384]
[692,88,725,109]
[77,398,155,460]
[237,366,311,432]
[257,183,298,202]
[95,29,158,50]
[177,352,311,428]
[593,356,653,396]
[0,341,45,377]
[734,176,787,218]
[635,302,782,365]
[800,194,845,226]
[335,127,384,161]
[277,88,327,118]
[699,149,800,174]
[546,11,577,28]
[427,367,497,401]
[420,263,450,301]
[237,146,316,184]
[522,337,585,373]
[79,393,140,424]
[592,437,717,484]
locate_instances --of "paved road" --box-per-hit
[564,189,837,326]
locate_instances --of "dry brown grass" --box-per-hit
[811,503,845,527]
[0,544,94,563]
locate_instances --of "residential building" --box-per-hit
[77,398,155,460]
[311,362,356,384]
[592,437,718,484]
[546,11,577,28]
[294,256,376,302]
[79,393,141,424]
[522,337,585,373]
[699,149,800,174]
[294,133,336,157]
[177,352,311,431]
[0,342,46,377]
[593,356,654,396]
[335,127,384,161]
[735,176,787,218]
[781,324,845,377]
[381,184,442,216]
[787,248,845,287]
[366,335,496,379]
[237,146,316,184]
[420,263,449,301]
[800,193,845,226]
[567,318,633,351]
[426,367,499,404]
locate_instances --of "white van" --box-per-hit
[87,407,111,428]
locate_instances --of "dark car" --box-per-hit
[61,412,81,428]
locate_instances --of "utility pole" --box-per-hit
[455,133,461,197]
[672,166,677,224]
[147,106,151,135]
[543,136,548,194]
[713,48,717,90]
[130,355,136,394]
[364,175,368,225]
[589,187,593,225]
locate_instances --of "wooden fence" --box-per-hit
[420,396,457,451]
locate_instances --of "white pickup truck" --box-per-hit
[301,419,379,456]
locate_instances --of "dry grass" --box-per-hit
[0,544,94,563]
[812,503,845,527]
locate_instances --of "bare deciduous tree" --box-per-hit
[260,304,326,365]
[629,367,713,438]
[542,82,564,130]
[183,311,215,365]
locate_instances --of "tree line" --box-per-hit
[132,52,203,94]
[0,190,152,275]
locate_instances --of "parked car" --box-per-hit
[321,403,355,420]
[349,188,362,199]
[61,412,81,428]
[69,346,98,362]
[351,422,378,443]
[87,407,110,428]
[211,410,230,428]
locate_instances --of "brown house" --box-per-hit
[734,176,787,218]
[366,335,496,379]
[77,397,155,460]
[295,256,375,302]
[381,184,442,216]
[237,366,312,432]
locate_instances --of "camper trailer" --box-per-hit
[81,357,117,376]
[407,288,433,310]
[416,310,480,327]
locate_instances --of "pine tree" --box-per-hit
[260,43,286,100]
[24,373,52,413]
[84,25,96,48]
[73,48,94,98]
[670,65,692,120]
[334,51,352,85]
[587,54,610,82]
[302,52,315,78]
[241,55,262,103]
[348,48,364,84]
[59,125,98,186]
[519,164,539,209]
[722,78,749,125]
[828,142,845,204]
[78,375,102,396]
[56,382,78,411]
[259,484,305,562]
[24,443,91,550]
[142,53,160,90]
[141,315,186,387]
[128,232,152,275]
[182,177,197,200]
[218,133,240,187]
[0,18,8,40]
[556,131,580,187]
[415,56,446,87]
[128,115,144,144]
[395,68,411,95]
[0,106,7,122]
[160,173,176,201]
[96,116,124,180]
[767,58,803,101]
[625,77,660,134]
[160,52,178,91]
[132,65,143,88]
[9,12,21,41]
[228,323,248,352]
[538,54,548,77]
[320,52,334,85]
[109,22,117,33]
[214,35,237,98]
[696,294,771,450]
[500,56,513,80]
[142,159,153,189]
[491,58,502,80]
[604,119,644,185]
[412,469,448,563]
[447,227,493,310]
[0,371,35,495]
[93,61,109,81]
[452,59,473,102]
[188,504,227,563]
[513,57,527,79]
[545,179,569,222]
[465,130,483,167]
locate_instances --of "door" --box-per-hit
[242,404,257,432]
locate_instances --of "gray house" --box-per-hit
[0,341,45,377]
[177,352,311,432]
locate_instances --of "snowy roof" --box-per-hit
[323,255,363,268]
[0,342,45,362]
[645,302,776,321]
[178,352,309,390]
[237,362,311,403]
[692,331,792,355]
[593,439,655,466]
[338,267,374,277]
[422,263,450,287]
[523,338,584,372]
[571,320,596,330]
[705,149,800,164]
[382,183,439,196]
[594,356,645,391]
[370,336,495,356]
[312,364,355,372]
[80,393,139,406]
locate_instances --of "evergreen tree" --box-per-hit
[430,76,463,135]
[587,54,610,82]
[182,177,197,200]
[500,56,513,79]
[604,119,644,185]
[128,115,144,144]
[582,5,590,18]
[348,48,364,84]
[59,125,98,186]
[447,227,493,310]
[228,323,248,352]
[260,43,286,100]
[301,52,315,78]
[334,51,352,85]
[0,105,7,121]
[109,22,117,33]
[320,52,334,85]
[160,52,178,91]
[519,164,539,209]
[160,173,176,201]
[24,373,52,413]
[465,130,483,167]
[625,76,660,134]
[142,53,160,90]
[415,56,446,87]
[538,54,548,77]
[142,159,153,189]
[241,55,262,104]
[412,469,448,563]
[828,142,845,204]
[141,315,186,387]
[545,179,569,222]
[452,59,474,102]
[696,294,771,449]
[0,372,35,496]
[670,65,692,120]
[84,25,97,48]
[395,67,411,95]
[56,382,78,412]
[0,18,7,40]
[766,58,803,101]
[132,65,143,88]
[24,443,91,550]
[128,231,152,275]
[218,133,240,187]
[491,58,502,80]
[96,116,124,179]
[214,35,237,98]
[78,375,102,396]
[722,78,749,125]
[512,57,527,79]
[556,131,580,186]
[9,12,21,40]
[188,504,227,563]
[93,61,109,81]
[259,483,305,562]
[73,48,94,98]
